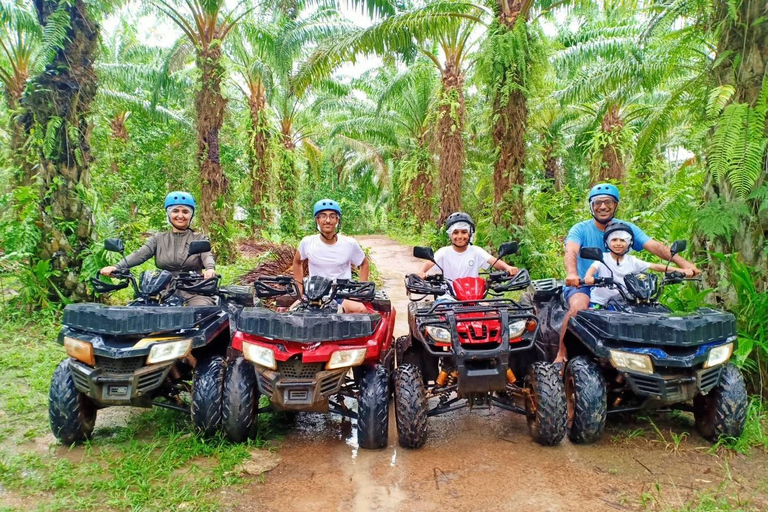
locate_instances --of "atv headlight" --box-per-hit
[704,342,733,369]
[242,342,277,370]
[146,338,192,364]
[609,350,653,375]
[508,320,527,339]
[327,347,367,370]
[425,326,451,343]
[64,337,94,366]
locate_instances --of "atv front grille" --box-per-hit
[137,367,167,391]
[276,360,324,379]
[70,364,91,393]
[96,356,145,374]
[698,366,723,393]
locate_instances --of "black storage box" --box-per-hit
[238,308,382,342]
[575,308,736,346]
[63,303,221,335]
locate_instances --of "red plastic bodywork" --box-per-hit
[433,277,515,347]
[232,304,395,364]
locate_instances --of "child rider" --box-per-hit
[584,222,694,306]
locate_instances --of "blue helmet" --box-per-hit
[164,191,196,210]
[313,199,341,218]
[588,183,620,202]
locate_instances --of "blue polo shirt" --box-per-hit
[565,219,651,277]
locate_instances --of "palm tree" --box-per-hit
[300,0,491,225]
[0,0,41,185]
[480,0,542,228]
[328,63,439,224]
[227,21,274,227]
[233,5,351,235]
[20,0,101,302]
[154,0,250,261]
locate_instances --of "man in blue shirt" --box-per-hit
[555,183,700,366]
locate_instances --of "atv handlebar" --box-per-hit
[90,271,132,293]
[334,279,376,301]
[405,273,453,298]
[488,269,531,293]
[175,272,221,295]
[254,275,300,298]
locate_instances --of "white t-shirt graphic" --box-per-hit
[590,253,651,305]
[298,234,366,281]
[431,245,493,281]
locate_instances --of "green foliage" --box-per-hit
[696,198,752,243]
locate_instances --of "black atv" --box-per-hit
[394,242,567,449]
[48,238,255,444]
[530,241,747,444]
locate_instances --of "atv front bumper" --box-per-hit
[623,364,723,404]
[68,358,173,407]
[252,363,347,412]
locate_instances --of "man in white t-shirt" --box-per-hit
[292,199,370,313]
[418,212,518,283]
[584,223,693,305]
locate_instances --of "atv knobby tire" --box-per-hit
[694,363,747,441]
[525,362,567,446]
[394,364,428,449]
[222,356,259,442]
[191,355,225,436]
[49,359,96,444]
[357,364,390,449]
[565,356,607,444]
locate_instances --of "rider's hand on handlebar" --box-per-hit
[100,266,117,277]
[417,272,427,279]
[565,273,580,287]
[584,275,595,285]
[686,267,700,277]
[203,268,216,280]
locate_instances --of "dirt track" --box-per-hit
[222,236,768,512]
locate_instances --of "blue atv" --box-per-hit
[529,241,747,444]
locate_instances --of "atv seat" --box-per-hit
[238,307,382,342]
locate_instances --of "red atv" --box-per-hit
[222,275,396,449]
[395,242,567,448]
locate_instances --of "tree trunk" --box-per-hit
[278,131,299,236]
[543,144,563,192]
[4,92,33,186]
[704,0,768,274]
[436,63,465,225]
[195,43,234,261]
[248,86,271,228]
[410,141,434,225]
[490,2,528,229]
[593,104,626,184]
[20,0,97,302]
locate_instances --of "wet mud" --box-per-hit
[222,236,768,511]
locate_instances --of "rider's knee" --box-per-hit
[568,293,590,313]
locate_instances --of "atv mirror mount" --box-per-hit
[579,247,604,262]
[488,241,519,273]
[413,246,435,262]
[498,241,518,258]
[664,240,687,274]
[180,239,212,273]
[105,238,124,254]
[413,246,444,274]
[670,240,686,258]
